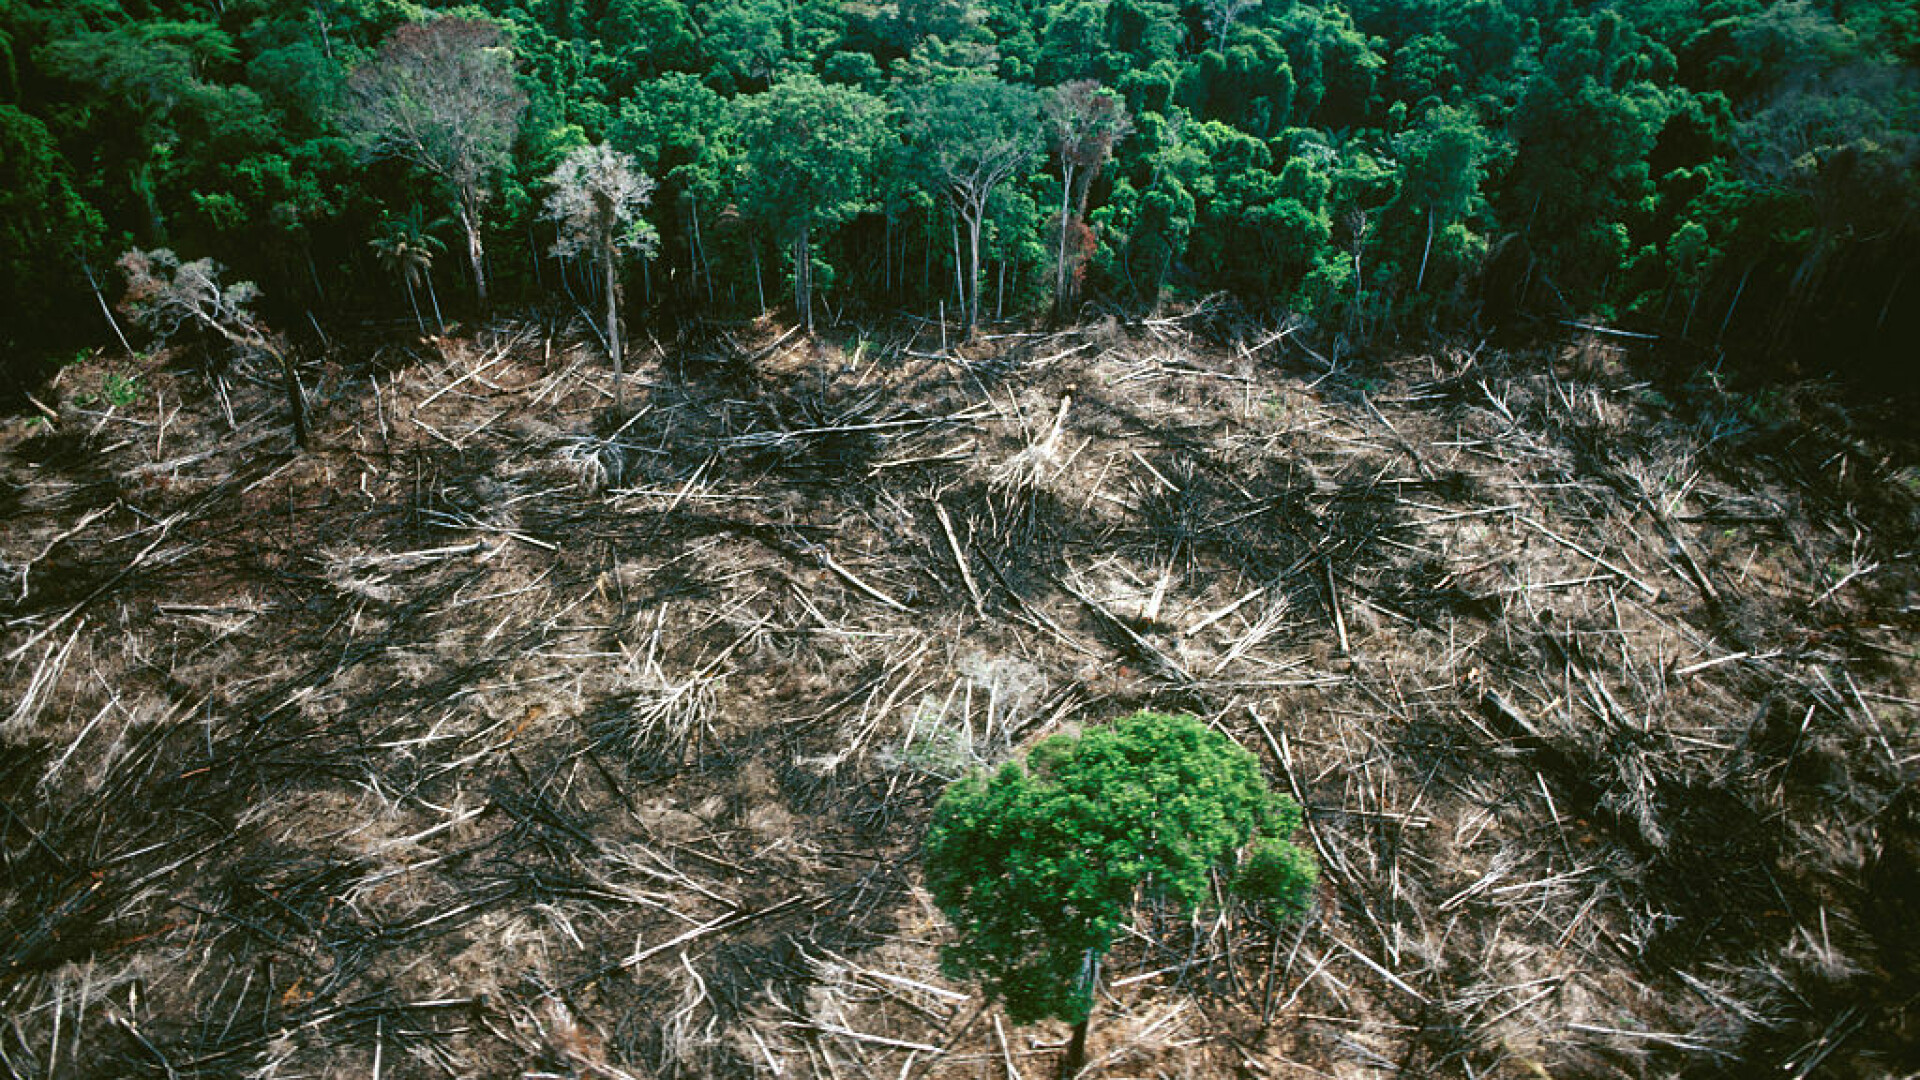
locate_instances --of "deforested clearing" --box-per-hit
[3,315,1916,1079]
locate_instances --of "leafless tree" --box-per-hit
[342,17,526,307]
[1044,81,1131,321]
[545,144,657,412]
[1203,0,1261,41]
[117,248,308,448]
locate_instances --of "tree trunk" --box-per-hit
[1153,236,1173,308]
[404,274,424,334]
[304,241,327,302]
[1059,949,1099,1078]
[1415,206,1434,293]
[460,200,489,307]
[426,272,446,335]
[1060,1017,1089,1079]
[1876,264,1905,330]
[794,227,813,334]
[964,200,985,338]
[135,160,167,246]
[753,239,766,314]
[1055,163,1075,321]
[604,238,623,412]
[280,351,310,450]
[201,312,305,447]
[950,206,966,322]
[81,259,135,355]
[691,195,714,306]
[1717,262,1752,347]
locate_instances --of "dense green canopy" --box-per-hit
[3,0,1915,390]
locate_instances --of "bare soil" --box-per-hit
[3,311,1916,1079]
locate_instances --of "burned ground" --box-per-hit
[1,316,1915,1079]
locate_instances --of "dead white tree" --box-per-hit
[1203,0,1261,40]
[117,248,308,448]
[544,143,657,412]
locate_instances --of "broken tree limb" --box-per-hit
[818,549,911,613]
[934,501,987,617]
[1518,516,1660,600]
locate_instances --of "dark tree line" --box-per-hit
[3,0,1916,393]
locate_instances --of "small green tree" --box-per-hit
[370,207,448,335]
[924,711,1317,1077]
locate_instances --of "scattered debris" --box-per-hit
[1,318,1914,1078]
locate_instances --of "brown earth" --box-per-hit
[2,311,1916,1079]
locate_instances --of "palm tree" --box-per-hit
[371,207,448,334]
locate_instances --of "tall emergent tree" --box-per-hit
[900,77,1044,337]
[735,74,889,334]
[925,711,1317,1078]
[544,144,657,411]
[342,17,526,307]
[1044,81,1130,320]
[118,248,307,448]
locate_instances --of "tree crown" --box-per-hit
[734,73,890,237]
[341,17,527,203]
[544,143,658,260]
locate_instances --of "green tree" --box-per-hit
[733,73,888,333]
[1508,13,1672,308]
[0,104,113,360]
[612,73,730,306]
[1034,0,1108,85]
[40,19,275,248]
[1391,103,1493,295]
[899,76,1043,335]
[1152,117,1332,305]
[703,0,788,92]
[370,206,447,335]
[1272,3,1384,130]
[925,711,1317,1078]
[595,0,699,88]
[1178,26,1297,139]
